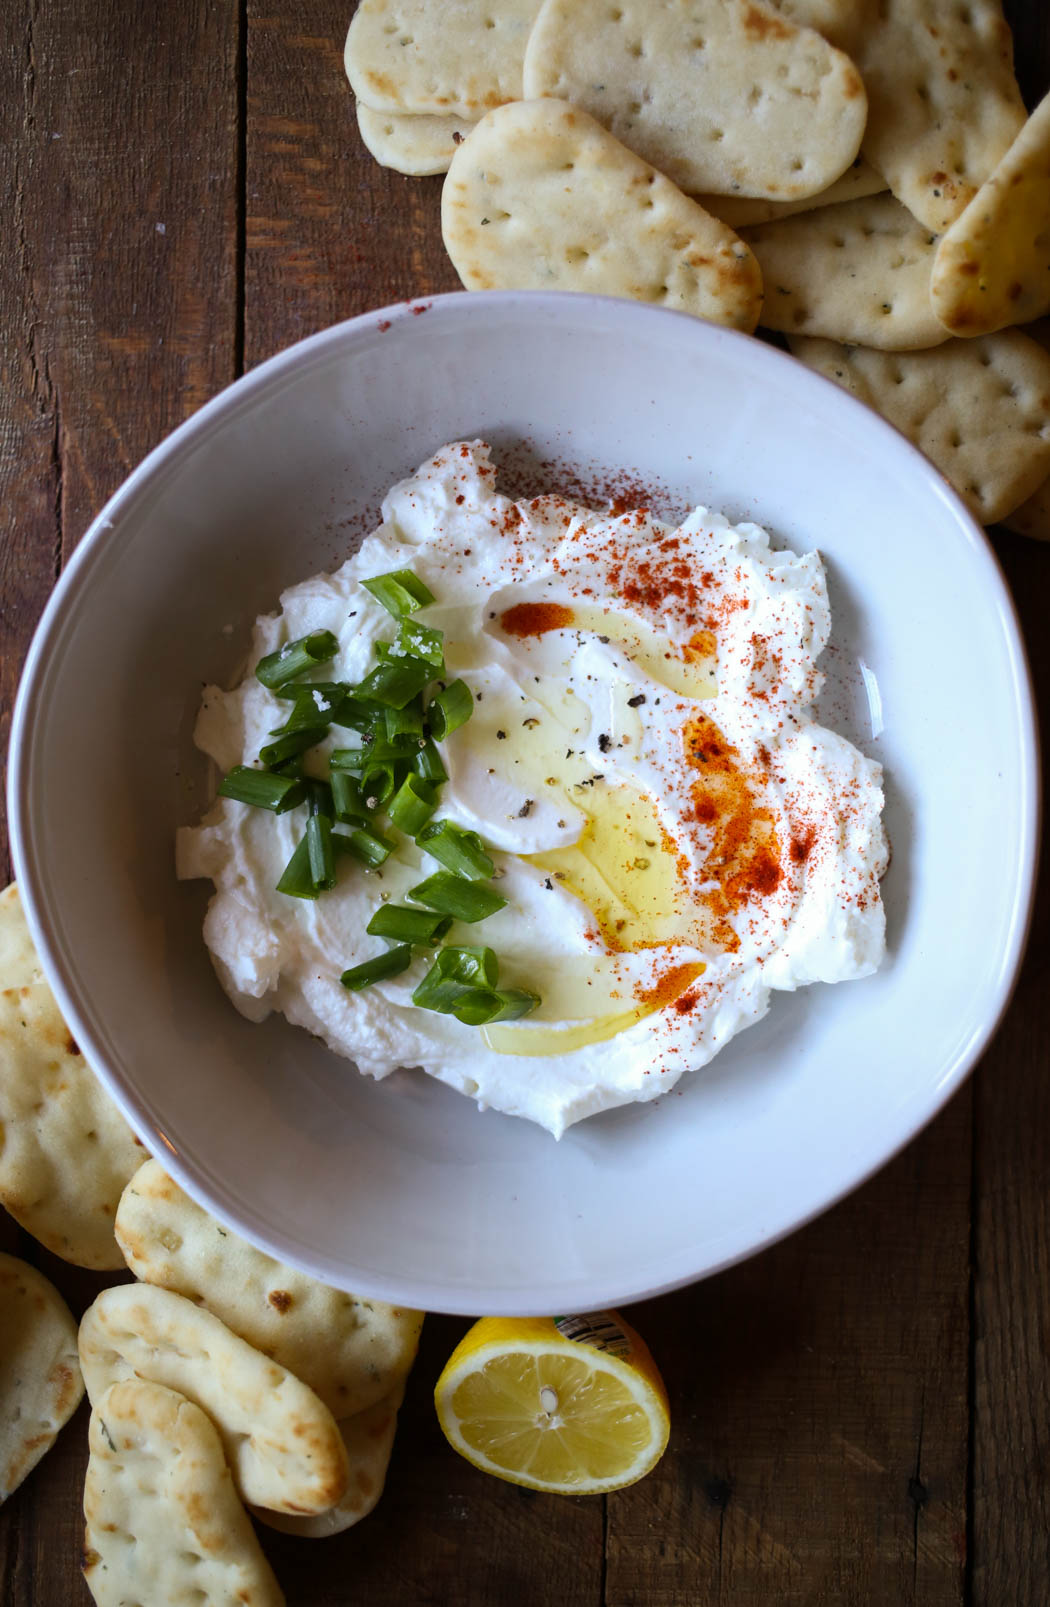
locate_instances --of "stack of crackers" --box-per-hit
[0,883,422,1606]
[344,0,1050,538]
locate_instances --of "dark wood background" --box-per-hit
[1,3,1048,1603]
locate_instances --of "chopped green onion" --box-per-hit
[329,692,380,734]
[330,770,369,824]
[330,746,368,772]
[395,619,445,669]
[434,946,500,988]
[482,988,541,1023]
[270,682,348,732]
[218,766,307,813]
[258,727,327,767]
[340,945,413,991]
[361,569,435,617]
[270,754,306,779]
[366,906,453,945]
[256,630,339,690]
[307,812,336,891]
[276,834,319,899]
[410,946,499,1014]
[389,774,438,835]
[413,740,448,784]
[416,820,494,880]
[427,679,474,740]
[354,655,432,710]
[384,700,424,743]
[360,760,399,807]
[308,779,333,816]
[407,873,506,923]
[368,730,422,761]
[332,826,396,868]
[447,987,541,1026]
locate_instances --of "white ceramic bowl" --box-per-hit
[9,292,1037,1315]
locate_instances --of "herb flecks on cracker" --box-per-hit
[442,99,762,332]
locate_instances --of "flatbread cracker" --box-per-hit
[253,1383,405,1539]
[83,1379,284,1607]
[931,92,1050,338]
[788,330,1050,524]
[777,0,1026,233]
[115,1159,423,1418]
[697,157,886,229]
[0,983,145,1269]
[442,99,762,332]
[356,103,477,176]
[522,0,866,201]
[345,0,542,118]
[78,1284,349,1516]
[0,1253,83,1502]
[0,884,45,989]
[743,193,949,350]
[1003,478,1050,540]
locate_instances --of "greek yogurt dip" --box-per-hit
[177,441,887,1137]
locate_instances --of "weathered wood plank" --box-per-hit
[244,0,459,366]
[0,0,240,1600]
[970,530,1050,1607]
[606,1093,971,1607]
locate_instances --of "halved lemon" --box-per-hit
[434,1311,670,1494]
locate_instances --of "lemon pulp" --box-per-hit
[434,1314,671,1494]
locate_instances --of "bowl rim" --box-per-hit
[7,289,1042,1311]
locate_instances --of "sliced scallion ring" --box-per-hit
[340,945,413,991]
[427,679,473,740]
[218,767,307,814]
[412,740,448,784]
[407,873,506,923]
[257,727,327,768]
[416,820,494,880]
[395,619,445,669]
[255,630,339,690]
[332,826,397,868]
[388,774,438,835]
[366,905,453,945]
[354,655,433,710]
[330,769,369,824]
[361,569,435,618]
[306,811,336,891]
[276,834,319,899]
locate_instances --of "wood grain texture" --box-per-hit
[970,529,1050,1606]
[607,1093,971,1607]
[0,0,239,1600]
[244,0,459,367]
[0,0,1047,1603]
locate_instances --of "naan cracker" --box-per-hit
[0,1253,83,1502]
[83,1379,284,1607]
[0,982,145,1269]
[789,330,1050,523]
[697,157,885,229]
[744,193,948,350]
[776,0,1027,233]
[1003,478,1050,540]
[79,1284,349,1516]
[442,99,762,332]
[345,0,542,118]
[356,103,477,176]
[523,0,866,201]
[931,92,1050,338]
[254,1383,405,1539]
[115,1159,422,1419]
[0,884,44,989]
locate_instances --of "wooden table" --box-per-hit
[1,4,1048,1603]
